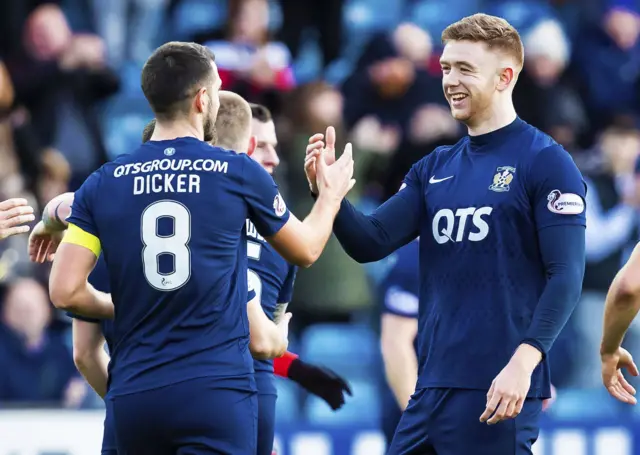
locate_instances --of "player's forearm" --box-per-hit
[74,348,109,398]
[42,192,74,231]
[601,271,640,354]
[51,282,114,320]
[295,192,342,266]
[382,343,418,410]
[333,196,417,263]
[523,225,585,357]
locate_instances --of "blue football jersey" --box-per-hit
[66,137,290,396]
[245,220,297,386]
[399,118,586,397]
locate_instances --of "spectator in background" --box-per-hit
[279,81,371,322]
[514,19,588,150]
[1,3,119,192]
[205,0,295,115]
[341,23,460,202]
[573,125,640,388]
[278,0,343,71]
[0,278,86,407]
[571,4,640,144]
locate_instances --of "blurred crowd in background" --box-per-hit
[2,0,640,426]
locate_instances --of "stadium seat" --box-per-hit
[101,95,153,160]
[483,1,556,35]
[408,0,481,39]
[304,379,380,425]
[300,324,378,379]
[172,0,227,40]
[549,388,621,421]
[275,377,300,424]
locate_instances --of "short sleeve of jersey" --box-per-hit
[241,155,290,237]
[383,286,419,318]
[277,264,298,304]
[66,170,102,237]
[529,145,587,230]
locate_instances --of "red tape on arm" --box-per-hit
[274,351,298,377]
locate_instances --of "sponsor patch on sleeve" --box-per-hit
[546,190,585,215]
[273,193,287,217]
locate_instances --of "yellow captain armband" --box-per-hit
[62,223,102,257]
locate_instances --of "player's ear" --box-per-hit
[247,135,257,156]
[194,88,207,113]
[496,67,514,92]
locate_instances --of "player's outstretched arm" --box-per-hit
[72,319,109,398]
[265,146,356,268]
[381,313,418,410]
[49,231,114,320]
[274,351,352,410]
[304,133,421,263]
[600,241,640,403]
[247,296,290,359]
[0,198,35,240]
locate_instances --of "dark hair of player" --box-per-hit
[215,91,252,151]
[141,119,156,143]
[141,42,216,121]
[249,103,272,124]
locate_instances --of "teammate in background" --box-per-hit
[47,41,355,454]
[600,242,640,404]
[142,94,352,455]
[306,14,586,454]
[379,239,420,447]
[0,198,35,240]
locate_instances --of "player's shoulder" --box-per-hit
[518,121,569,161]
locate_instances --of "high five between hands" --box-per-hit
[304,126,356,199]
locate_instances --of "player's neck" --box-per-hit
[467,100,517,137]
[150,119,204,142]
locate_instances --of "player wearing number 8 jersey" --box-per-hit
[48,42,356,455]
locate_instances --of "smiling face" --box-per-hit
[439,14,523,129]
[440,40,502,125]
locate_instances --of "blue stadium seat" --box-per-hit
[300,324,378,379]
[275,377,299,424]
[304,379,380,425]
[484,1,556,35]
[549,388,621,421]
[101,95,153,160]
[408,0,481,39]
[172,0,227,40]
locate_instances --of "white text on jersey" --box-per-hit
[432,207,493,244]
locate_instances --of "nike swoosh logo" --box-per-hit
[429,175,454,184]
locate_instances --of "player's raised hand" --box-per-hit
[28,220,64,263]
[304,126,337,194]
[480,360,532,425]
[0,198,35,240]
[315,142,356,203]
[601,347,638,404]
